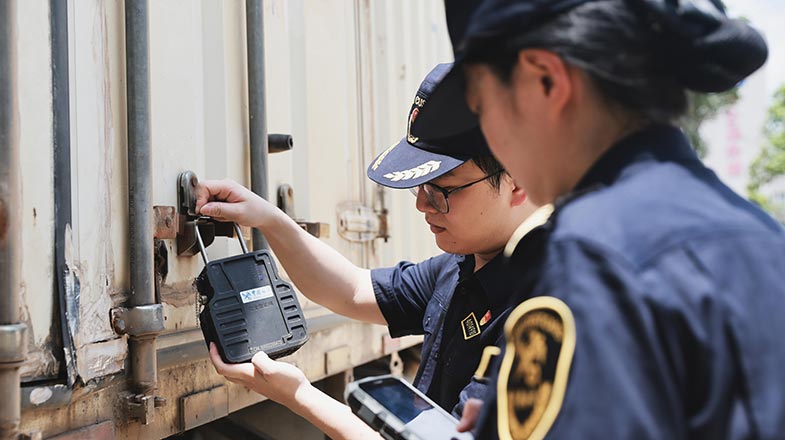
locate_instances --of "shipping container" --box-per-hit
[1,0,454,438]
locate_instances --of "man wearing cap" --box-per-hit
[197,64,537,439]
[410,0,785,439]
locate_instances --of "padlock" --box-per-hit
[194,219,308,363]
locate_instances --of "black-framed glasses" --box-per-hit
[409,170,503,214]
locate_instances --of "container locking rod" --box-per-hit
[234,223,249,254]
[194,220,210,265]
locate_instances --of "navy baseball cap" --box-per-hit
[367,63,491,189]
[411,0,767,143]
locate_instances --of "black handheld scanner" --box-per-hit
[194,220,308,363]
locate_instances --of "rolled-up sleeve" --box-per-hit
[371,254,454,338]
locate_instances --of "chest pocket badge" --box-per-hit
[461,312,481,340]
[497,296,576,440]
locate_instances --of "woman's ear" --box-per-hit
[513,49,573,119]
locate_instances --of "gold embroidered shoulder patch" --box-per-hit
[497,296,576,440]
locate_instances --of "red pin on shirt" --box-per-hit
[479,310,491,326]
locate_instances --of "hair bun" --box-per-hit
[674,19,768,92]
[629,0,769,92]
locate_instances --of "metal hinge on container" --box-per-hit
[335,184,391,243]
[336,202,389,243]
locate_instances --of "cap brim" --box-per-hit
[409,62,478,141]
[367,137,469,189]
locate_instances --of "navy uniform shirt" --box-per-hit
[476,125,785,439]
[372,252,513,415]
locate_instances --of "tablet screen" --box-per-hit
[360,379,460,437]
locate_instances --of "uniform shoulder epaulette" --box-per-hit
[504,204,555,258]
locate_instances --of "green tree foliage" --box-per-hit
[682,89,740,158]
[748,85,785,220]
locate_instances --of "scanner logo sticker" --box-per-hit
[383,160,441,182]
[497,296,576,440]
[239,285,274,304]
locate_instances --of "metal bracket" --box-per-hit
[110,304,165,337]
[277,184,330,239]
[278,184,296,217]
[124,393,166,425]
[298,221,330,238]
[0,323,27,365]
[374,185,390,242]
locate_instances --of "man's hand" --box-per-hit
[195,179,276,229]
[209,343,311,409]
[210,343,381,440]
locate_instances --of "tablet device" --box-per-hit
[345,375,474,440]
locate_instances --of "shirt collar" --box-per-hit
[573,124,700,194]
[458,253,514,314]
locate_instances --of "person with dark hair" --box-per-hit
[197,64,537,439]
[409,1,785,439]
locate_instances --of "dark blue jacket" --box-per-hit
[477,125,785,439]
[372,252,513,415]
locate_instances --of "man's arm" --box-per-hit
[293,384,382,440]
[196,179,385,325]
[210,344,381,440]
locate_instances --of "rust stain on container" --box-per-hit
[161,281,197,308]
[154,206,178,239]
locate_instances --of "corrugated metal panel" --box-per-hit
[264,0,369,273]
[16,0,455,383]
[361,0,454,268]
[19,0,451,408]
[17,0,58,381]
[263,0,454,271]
[67,0,129,381]
[148,0,254,330]
[16,0,454,434]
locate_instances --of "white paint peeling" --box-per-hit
[29,387,54,406]
[75,337,128,382]
[70,0,126,354]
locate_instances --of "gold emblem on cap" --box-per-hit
[406,96,427,144]
[407,107,420,144]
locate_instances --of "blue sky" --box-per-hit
[725,0,785,96]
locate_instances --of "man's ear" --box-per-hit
[512,49,573,118]
[508,177,528,207]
